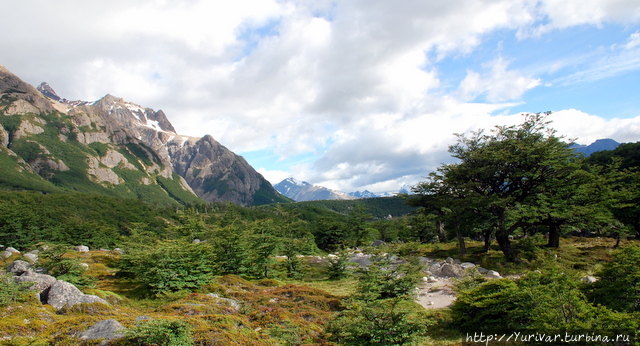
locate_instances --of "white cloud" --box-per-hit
[1,0,639,193]
[458,58,541,102]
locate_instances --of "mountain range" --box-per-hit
[274,178,413,202]
[0,64,289,206]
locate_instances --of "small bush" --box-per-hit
[586,244,640,313]
[123,319,193,346]
[0,273,32,307]
[116,240,216,295]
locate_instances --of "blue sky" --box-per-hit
[1,0,639,193]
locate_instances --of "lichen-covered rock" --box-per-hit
[78,319,125,344]
[14,271,57,299]
[46,280,109,311]
[7,260,32,275]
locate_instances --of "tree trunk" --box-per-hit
[456,228,467,256]
[483,228,492,253]
[495,231,515,261]
[546,223,561,248]
[436,219,446,243]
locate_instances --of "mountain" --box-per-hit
[0,64,288,206]
[348,190,378,198]
[274,177,357,202]
[571,138,620,156]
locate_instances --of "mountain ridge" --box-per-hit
[0,64,288,206]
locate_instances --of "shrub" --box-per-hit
[586,244,640,313]
[38,244,95,288]
[452,263,639,333]
[328,298,430,346]
[0,273,32,307]
[123,319,193,346]
[354,254,423,301]
[325,251,352,280]
[116,240,216,295]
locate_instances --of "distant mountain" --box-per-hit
[348,190,378,198]
[0,64,288,206]
[571,139,620,156]
[274,178,357,202]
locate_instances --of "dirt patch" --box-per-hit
[416,277,456,309]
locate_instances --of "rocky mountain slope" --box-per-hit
[0,64,288,205]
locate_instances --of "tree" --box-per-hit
[346,204,374,247]
[416,113,588,259]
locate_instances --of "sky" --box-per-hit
[1,0,640,194]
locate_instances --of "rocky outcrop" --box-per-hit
[0,64,55,114]
[46,280,109,311]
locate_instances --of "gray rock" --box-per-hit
[349,253,372,267]
[46,280,109,311]
[7,260,32,275]
[486,270,502,279]
[14,271,57,301]
[460,262,476,269]
[445,257,454,264]
[371,240,386,247]
[75,245,90,252]
[440,263,465,277]
[477,267,488,274]
[23,253,38,263]
[78,319,125,344]
[582,276,598,284]
[428,263,442,275]
[1,251,12,259]
[453,259,462,265]
[6,247,20,254]
[207,293,240,310]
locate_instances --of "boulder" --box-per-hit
[46,280,109,311]
[440,263,465,277]
[1,251,12,259]
[14,271,57,301]
[349,253,372,267]
[486,270,502,279]
[75,245,90,252]
[428,263,442,275]
[6,247,20,254]
[23,253,38,263]
[477,267,488,274]
[371,240,387,247]
[7,260,32,275]
[78,319,125,345]
[445,257,455,264]
[460,262,476,269]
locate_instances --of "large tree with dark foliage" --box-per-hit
[411,113,610,260]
